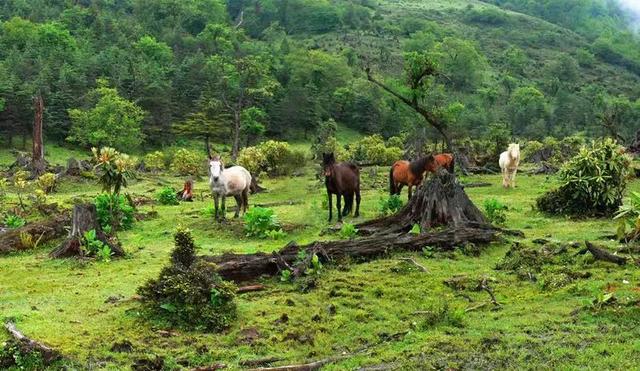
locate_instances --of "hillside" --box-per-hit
[1,0,640,159]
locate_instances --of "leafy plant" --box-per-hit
[483,198,508,225]
[92,147,135,195]
[615,191,640,242]
[94,194,134,232]
[5,214,26,229]
[307,254,323,276]
[137,228,237,332]
[537,139,631,217]
[410,224,421,235]
[379,194,404,216]
[36,172,56,194]
[280,269,292,282]
[19,232,43,250]
[13,170,30,212]
[339,222,358,239]
[244,207,283,238]
[238,140,306,177]
[157,187,179,205]
[265,229,288,240]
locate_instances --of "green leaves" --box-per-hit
[244,207,286,239]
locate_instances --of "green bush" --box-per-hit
[379,194,404,216]
[483,198,507,225]
[144,151,166,172]
[170,148,202,176]
[537,139,631,217]
[157,187,179,205]
[137,228,237,332]
[346,135,403,165]
[95,194,134,232]
[81,229,112,262]
[244,207,285,239]
[5,214,26,229]
[238,140,306,176]
[36,172,57,194]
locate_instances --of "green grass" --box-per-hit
[1,163,640,369]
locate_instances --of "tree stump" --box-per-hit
[357,168,489,235]
[50,204,124,258]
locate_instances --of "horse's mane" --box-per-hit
[409,155,432,175]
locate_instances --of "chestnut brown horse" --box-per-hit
[389,153,454,199]
[322,153,361,222]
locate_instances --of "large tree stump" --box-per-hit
[0,212,71,255]
[203,170,509,283]
[50,204,124,258]
[357,168,488,235]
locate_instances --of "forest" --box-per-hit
[1,0,640,370]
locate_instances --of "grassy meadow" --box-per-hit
[1,145,640,370]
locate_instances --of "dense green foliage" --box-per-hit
[94,194,134,232]
[483,198,508,225]
[138,228,237,332]
[243,206,285,238]
[537,139,631,216]
[237,140,305,176]
[2,0,640,156]
[157,187,179,206]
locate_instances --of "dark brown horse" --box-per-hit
[322,153,361,222]
[389,153,454,199]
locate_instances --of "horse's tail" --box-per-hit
[389,165,397,195]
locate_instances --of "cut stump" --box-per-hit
[50,203,124,258]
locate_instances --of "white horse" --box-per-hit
[208,155,252,220]
[499,143,520,188]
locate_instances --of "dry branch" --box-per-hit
[237,284,266,293]
[4,321,61,364]
[585,241,627,265]
[246,354,349,371]
[397,257,428,272]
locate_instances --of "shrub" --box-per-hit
[339,222,358,239]
[615,191,640,242]
[144,151,166,172]
[36,173,56,194]
[95,194,135,232]
[238,140,306,176]
[483,198,507,225]
[379,194,404,216]
[346,135,403,165]
[244,207,284,238]
[537,139,631,217]
[5,214,26,229]
[171,148,202,176]
[157,187,179,205]
[82,229,113,262]
[0,178,8,208]
[92,147,136,194]
[137,228,237,332]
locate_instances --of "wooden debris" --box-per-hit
[397,257,428,272]
[585,241,627,265]
[4,321,61,364]
[0,212,70,254]
[237,284,266,294]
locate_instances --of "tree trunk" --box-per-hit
[50,204,124,258]
[203,170,508,283]
[232,110,241,161]
[32,93,46,176]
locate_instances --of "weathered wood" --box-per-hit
[246,355,349,371]
[585,241,627,265]
[237,284,266,293]
[0,212,71,255]
[50,204,124,258]
[4,321,61,364]
[205,227,499,283]
[240,357,284,368]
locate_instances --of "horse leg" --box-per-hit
[354,188,361,218]
[327,192,333,222]
[220,195,226,220]
[242,188,249,214]
[408,185,413,200]
[501,168,508,188]
[343,193,352,217]
[511,168,518,188]
[396,183,404,196]
[233,194,241,218]
[213,194,220,221]
[336,193,343,222]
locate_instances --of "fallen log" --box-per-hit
[0,212,71,255]
[584,241,627,265]
[3,321,61,364]
[461,182,492,188]
[205,227,499,283]
[237,284,266,293]
[240,357,284,368]
[246,354,349,371]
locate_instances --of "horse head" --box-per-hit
[322,153,336,176]
[209,155,224,183]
